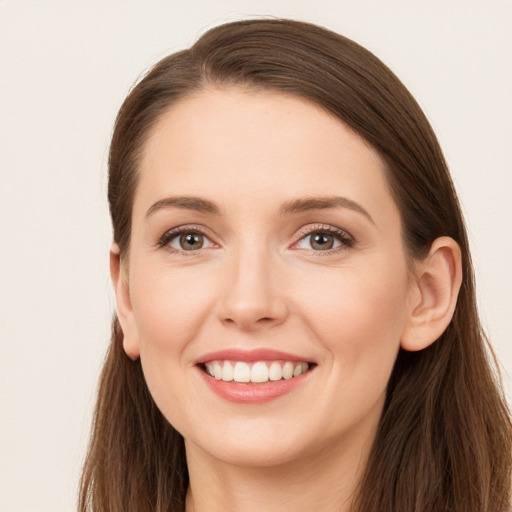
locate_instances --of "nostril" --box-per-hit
[219,296,288,330]
[222,315,279,326]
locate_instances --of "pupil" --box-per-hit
[312,233,333,250]
[181,233,203,249]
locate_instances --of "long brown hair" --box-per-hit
[79,19,512,512]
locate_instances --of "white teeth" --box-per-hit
[251,362,269,383]
[269,361,282,381]
[293,363,309,377]
[293,363,310,377]
[221,361,234,382]
[233,362,251,383]
[204,360,311,384]
[282,362,294,380]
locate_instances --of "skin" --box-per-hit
[112,88,462,512]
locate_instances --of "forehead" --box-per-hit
[134,87,396,220]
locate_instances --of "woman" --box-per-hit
[79,18,512,512]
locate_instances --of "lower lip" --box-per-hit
[197,367,312,404]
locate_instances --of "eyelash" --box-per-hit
[157,225,215,254]
[293,224,355,254]
[156,224,355,255]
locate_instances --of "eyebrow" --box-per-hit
[145,194,374,224]
[280,196,375,224]
[145,196,220,218]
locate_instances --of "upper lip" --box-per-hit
[196,348,315,365]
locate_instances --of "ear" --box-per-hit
[110,244,140,360]
[401,236,462,352]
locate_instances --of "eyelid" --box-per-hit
[156,224,218,252]
[291,223,356,251]
[156,222,355,254]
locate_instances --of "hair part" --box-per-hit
[80,18,512,512]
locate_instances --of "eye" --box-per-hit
[294,227,354,252]
[158,227,215,252]
[312,232,339,250]
[297,231,341,251]
[171,232,207,250]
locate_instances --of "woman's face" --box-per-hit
[117,88,416,467]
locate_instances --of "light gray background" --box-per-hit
[0,1,510,510]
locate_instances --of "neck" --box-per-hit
[185,430,373,512]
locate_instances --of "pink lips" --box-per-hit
[195,348,314,404]
[196,348,311,365]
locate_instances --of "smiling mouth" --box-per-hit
[201,360,314,384]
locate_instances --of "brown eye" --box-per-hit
[161,227,215,253]
[310,232,334,250]
[164,231,210,251]
[295,227,352,252]
[178,232,204,250]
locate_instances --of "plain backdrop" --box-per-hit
[0,1,511,510]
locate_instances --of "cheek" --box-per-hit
[127,266,221,430]
[129,265,218,355]
[291,264,409,435]
[297,263,409,367]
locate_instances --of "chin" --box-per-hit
[186,434,311,469]
[181,411,339,470]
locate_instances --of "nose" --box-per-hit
[218,244,288,331]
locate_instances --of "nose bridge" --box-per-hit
[219,236,286,329]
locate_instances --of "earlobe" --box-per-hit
[110,244,140,360]
[401,237,462,352]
